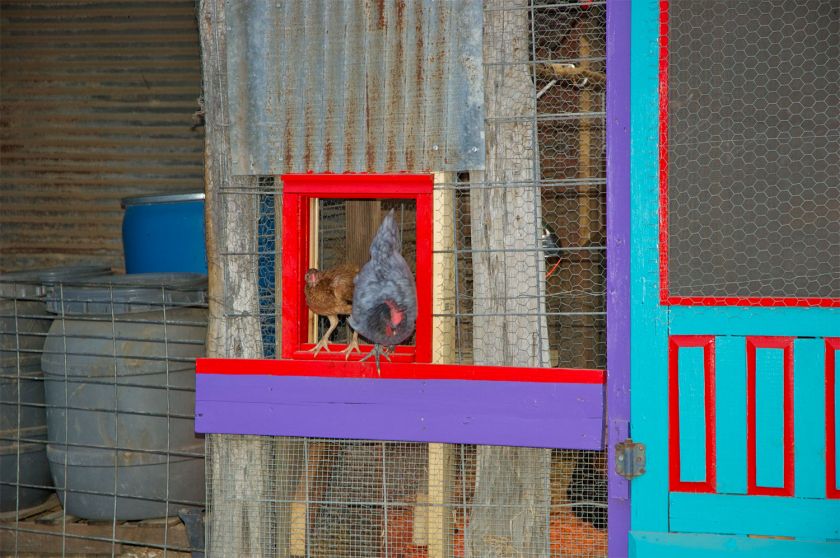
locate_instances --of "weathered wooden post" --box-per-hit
[199,2,294,555]
[467,1,552,556]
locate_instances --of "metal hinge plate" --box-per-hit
[615,438,646,480]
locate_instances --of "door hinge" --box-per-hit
[615,438,646,480]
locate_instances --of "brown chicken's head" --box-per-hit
[304,268,321,286]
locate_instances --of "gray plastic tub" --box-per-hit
[0,265,111,513]
[46,442,205,520]
[0,266,109,370]
[45,272,206,315]
[42,273,207,520]
[0,426,53,513]
[1,364,46,434]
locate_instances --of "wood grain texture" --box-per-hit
[198,1,281,555]
[669,493,840,540]
[195,374,605,450]
[630,531,840,558]
[466,2,552,555]
[629,0,670,536]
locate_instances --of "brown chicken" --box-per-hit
[304,263,361,357]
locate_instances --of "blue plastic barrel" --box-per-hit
[121,193,207,273]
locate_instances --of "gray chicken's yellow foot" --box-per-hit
[359,343,392,375]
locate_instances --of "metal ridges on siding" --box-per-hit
[224,0,485,176]
[0,1,205,270]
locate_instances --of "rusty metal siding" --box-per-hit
[0,0,205,271]
[224,0,484,175]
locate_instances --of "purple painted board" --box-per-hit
[196,374,604,449]
[607,0,632,556]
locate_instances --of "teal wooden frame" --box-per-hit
[630,0,840,555]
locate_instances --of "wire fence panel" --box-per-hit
[666,0,839,301]
[0,275,207,556]
[207,437,607,558]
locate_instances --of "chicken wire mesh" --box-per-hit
[0,274,207,556]
[207,437,607,558]
[665,0,839,301]
[210,1,608,556]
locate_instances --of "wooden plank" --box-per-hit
[0,515,191,554]
[628,0,670,534]
[290,442,327,557]
[669,306,840,337]
[715,336,748,494]
[427,171,457,558]
[196,374,605,449]
[669,493,840,541]
[307,197,320,344]
[793,338,827,499]
[630,531,840,558]
[0,494,60,522]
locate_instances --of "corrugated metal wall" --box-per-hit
[224,0,484,175]
[0,0,205,271]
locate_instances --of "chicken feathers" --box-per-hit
[304,263,361,356]
[349,209,417,373]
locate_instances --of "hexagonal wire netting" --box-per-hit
[665,0,839,301]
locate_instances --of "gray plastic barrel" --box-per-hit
[42,273,207,520]
[0,265,110,513]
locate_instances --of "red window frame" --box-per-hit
[280,173,434,362]
[657,0,839,308]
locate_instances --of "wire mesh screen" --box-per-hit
[666,0,840,301]
[207,437,607,558]
[209,0,608,556]
[0,275,207,555]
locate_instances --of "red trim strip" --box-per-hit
[746,337,795,497]
[283,173,433,194]
[196,357,605,384]
[279,173,435,361]
[665,296,840,309]
[668,335,717,493]
[658,0,671,306]
[656,0,838,309]
[827,338,840,499]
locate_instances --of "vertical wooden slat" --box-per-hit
[426,171,457,558]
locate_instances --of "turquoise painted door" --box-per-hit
[628,0,840,556]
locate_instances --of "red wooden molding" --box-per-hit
[668,335,717,493]
[196,357,605,384]
[280,173,433,362]
[746,337,795,497]
[827,338,840,499]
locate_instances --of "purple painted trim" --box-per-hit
[195,374,604,449]
[606,0,632,555]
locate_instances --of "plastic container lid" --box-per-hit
[0,266,112,300]
[45,273,207,315]
[121,192,205,208]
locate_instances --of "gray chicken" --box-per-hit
[348,209,417,374]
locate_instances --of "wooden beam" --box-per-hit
[537,63,605,85]
[424,171,458,557]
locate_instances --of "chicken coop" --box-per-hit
[0,0,837,557]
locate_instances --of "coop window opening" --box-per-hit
[281,173,434,363]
